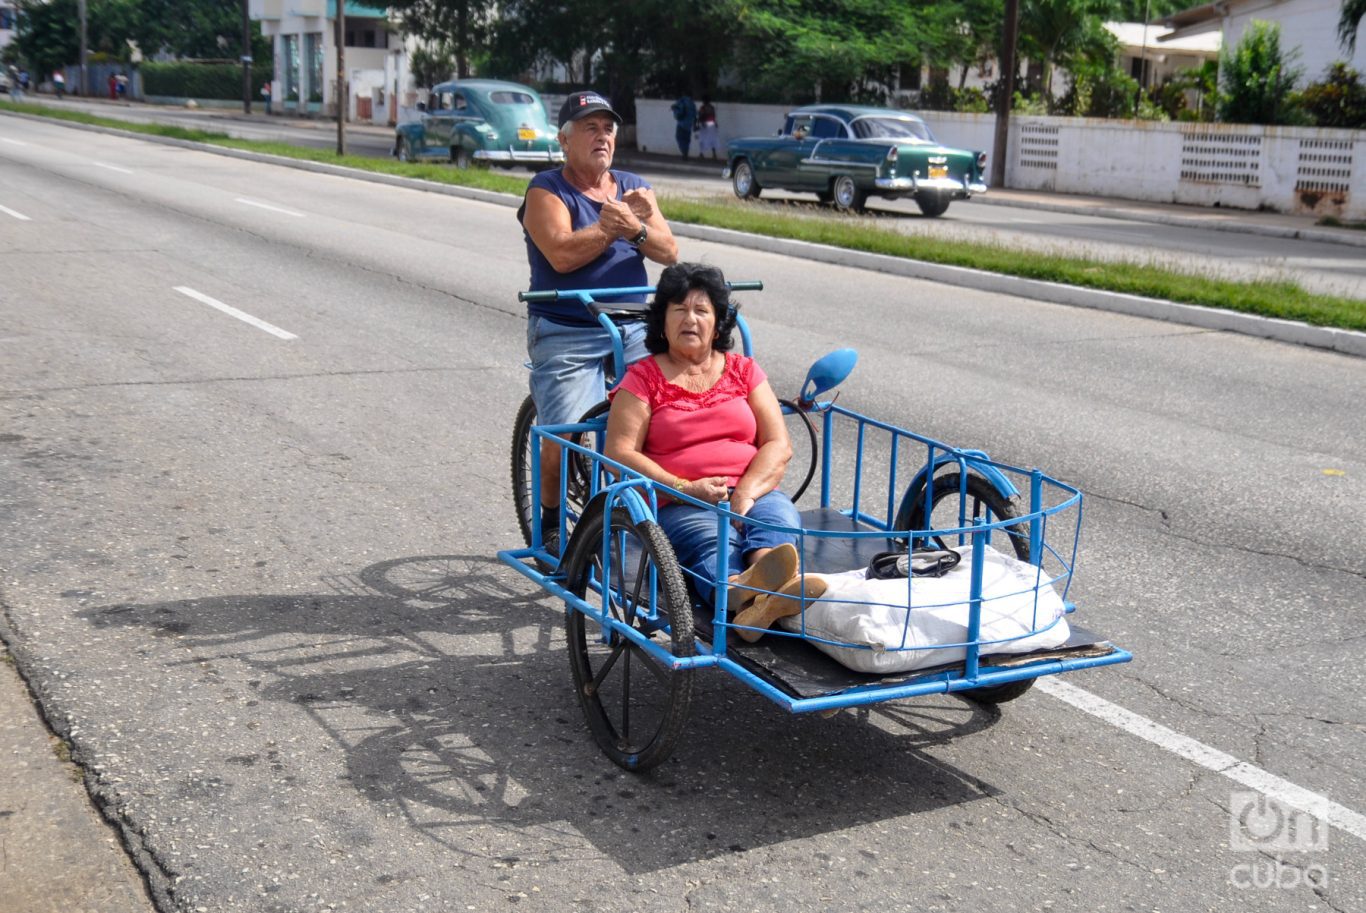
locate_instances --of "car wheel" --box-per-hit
[452,146,473,169]
[395,137,410,162]
[915,192,951,217]
[732,159,761,199]
[831,175,867,213]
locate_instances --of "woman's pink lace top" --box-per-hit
[613,353,767,486]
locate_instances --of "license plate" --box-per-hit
[517,128,537,141]
[928,166,948,179]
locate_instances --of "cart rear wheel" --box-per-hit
[562,500,694,771]
[511,396,608,550]
[897,471,1031,562]
[964,679,1035,704]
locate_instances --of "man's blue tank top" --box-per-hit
[520,168,651,325]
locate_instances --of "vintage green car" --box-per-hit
[393,79,563,169]
[724,105,987,216]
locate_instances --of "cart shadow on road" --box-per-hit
[80,554,1006,875]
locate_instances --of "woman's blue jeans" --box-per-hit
[657,490,800,606]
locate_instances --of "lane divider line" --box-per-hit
[235,197,305,218]
[173,286,297,340]
[0,203,32,221]
[1037,677,1366,843]
[2,138,28,146]
[92,161,134,174]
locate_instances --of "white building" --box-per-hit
[248,0,413,124]
[1160,0,1366,85]
[1105,22,1221,89]
[1,4,17,54]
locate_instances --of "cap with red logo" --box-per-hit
[557,91,621,128]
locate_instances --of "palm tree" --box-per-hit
[1342,0,1366,53]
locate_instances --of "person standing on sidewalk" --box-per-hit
[671,94,696,159]
[697,97,719,160]
[517,89,679,553]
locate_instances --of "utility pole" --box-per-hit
[991,0,1020,189]
[241,0,253,115]
[335,3,345,155]
[77,0,88,96]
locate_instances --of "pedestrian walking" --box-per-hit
[52,70,65,99]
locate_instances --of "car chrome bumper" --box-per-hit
[474,150,565,163]
[874,176,989,197]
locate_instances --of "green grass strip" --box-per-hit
[663,198,1366,332]
[5,99,1363,333]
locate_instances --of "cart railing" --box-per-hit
[505,413,1084,659]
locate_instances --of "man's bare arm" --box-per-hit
[522,187,617,274]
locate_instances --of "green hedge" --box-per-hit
[141,61,272,101]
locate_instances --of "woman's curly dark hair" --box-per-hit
[644,262,739,355]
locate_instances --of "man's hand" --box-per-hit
[598,197,641,239]
[622,187,657,222]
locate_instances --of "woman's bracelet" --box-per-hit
[672,477,689,492]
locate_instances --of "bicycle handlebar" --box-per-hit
[518,280,763,304]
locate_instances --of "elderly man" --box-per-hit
[518,90,678,552]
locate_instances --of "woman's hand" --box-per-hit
[729,489,757,517]
[683,476,729,504]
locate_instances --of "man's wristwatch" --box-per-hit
[627,224,649,247]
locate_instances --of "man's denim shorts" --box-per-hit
[526,315,648,426]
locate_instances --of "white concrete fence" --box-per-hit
[636,98,1365,220]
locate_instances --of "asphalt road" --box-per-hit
[14,96,1366,299]
[2,113,1364,913]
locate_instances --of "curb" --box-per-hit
[964,193,1366,250]
[5,108,1363,359]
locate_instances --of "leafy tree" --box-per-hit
[1059,57,1138,117]
[408,42,458,87]
[12,0,80,76]
[1340,0,1365,54]
[1018,0,1121,102]
[11,0,269,75]
[1297,61,1366,128]
[1115,0,1181,18]
[389,0,493,79]
[1217,20,1302,124]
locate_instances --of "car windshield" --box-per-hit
[850,116,933,142]
[489,90,537,106]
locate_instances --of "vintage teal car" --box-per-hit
[724,105,987,216]
[393,79,563,169]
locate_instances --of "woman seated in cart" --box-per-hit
[603,262,813,637]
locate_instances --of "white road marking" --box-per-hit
[173,286,297,340]
[92,161,134,174]
[1037,677,1366,843]
[0,203,31,221]
[1,138,28,146]
[235,197,305,217]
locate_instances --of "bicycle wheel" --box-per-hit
[963,679,1035,704]
[897,471,1031,562]
[510,397,609,548]
[562,499,694,772]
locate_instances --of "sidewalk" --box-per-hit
[9,94,1364,248]
[0,643,158,913]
